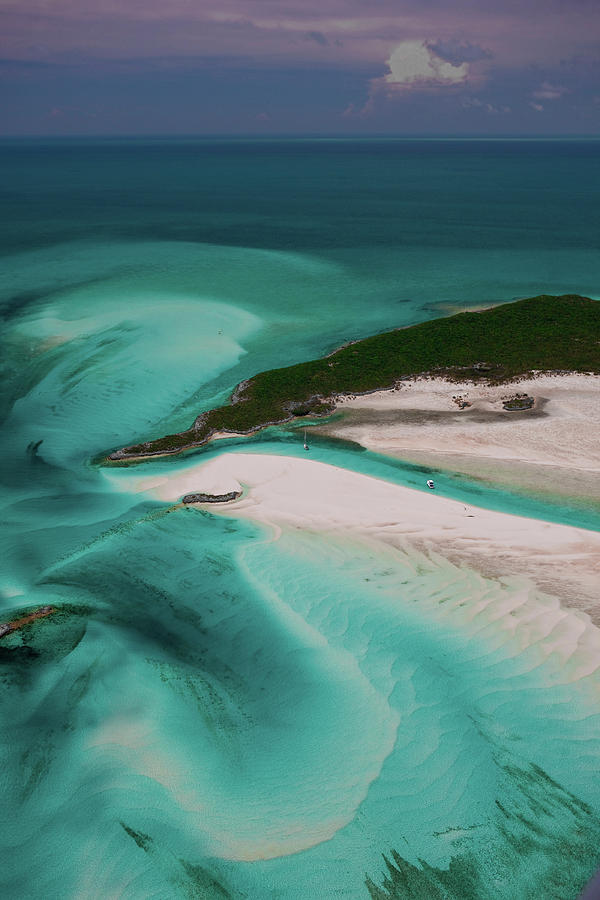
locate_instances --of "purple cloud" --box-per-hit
[304,30,329,47]
[428,39,493,65]
[2,0,597,68]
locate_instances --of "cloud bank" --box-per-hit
[1,0,599,134]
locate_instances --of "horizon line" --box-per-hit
[1,132,600,142]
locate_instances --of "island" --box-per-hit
[106,294,600,463]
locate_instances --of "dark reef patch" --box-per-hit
[366,758,600,900]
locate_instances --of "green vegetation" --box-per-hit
[108,294,600,461]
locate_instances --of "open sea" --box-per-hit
[1,138,599,899]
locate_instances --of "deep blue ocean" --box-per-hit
[1,138,599,899]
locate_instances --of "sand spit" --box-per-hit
[124,452,600,625]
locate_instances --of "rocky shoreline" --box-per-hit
[0,605,55,639]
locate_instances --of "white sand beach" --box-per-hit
[323,374,600,501]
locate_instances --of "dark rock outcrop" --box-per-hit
[503,394,535,411]
[181,491,241,504]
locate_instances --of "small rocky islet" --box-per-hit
[181,491,241,505]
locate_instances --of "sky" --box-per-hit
[1,0,599,135]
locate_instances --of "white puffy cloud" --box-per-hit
[355,38,476,114]
[383,40,470,89]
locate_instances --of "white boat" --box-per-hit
[303,430,309,451]
[426,479,435,490]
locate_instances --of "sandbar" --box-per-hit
[128,451,600,625]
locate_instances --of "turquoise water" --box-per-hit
[1,138,600,899]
